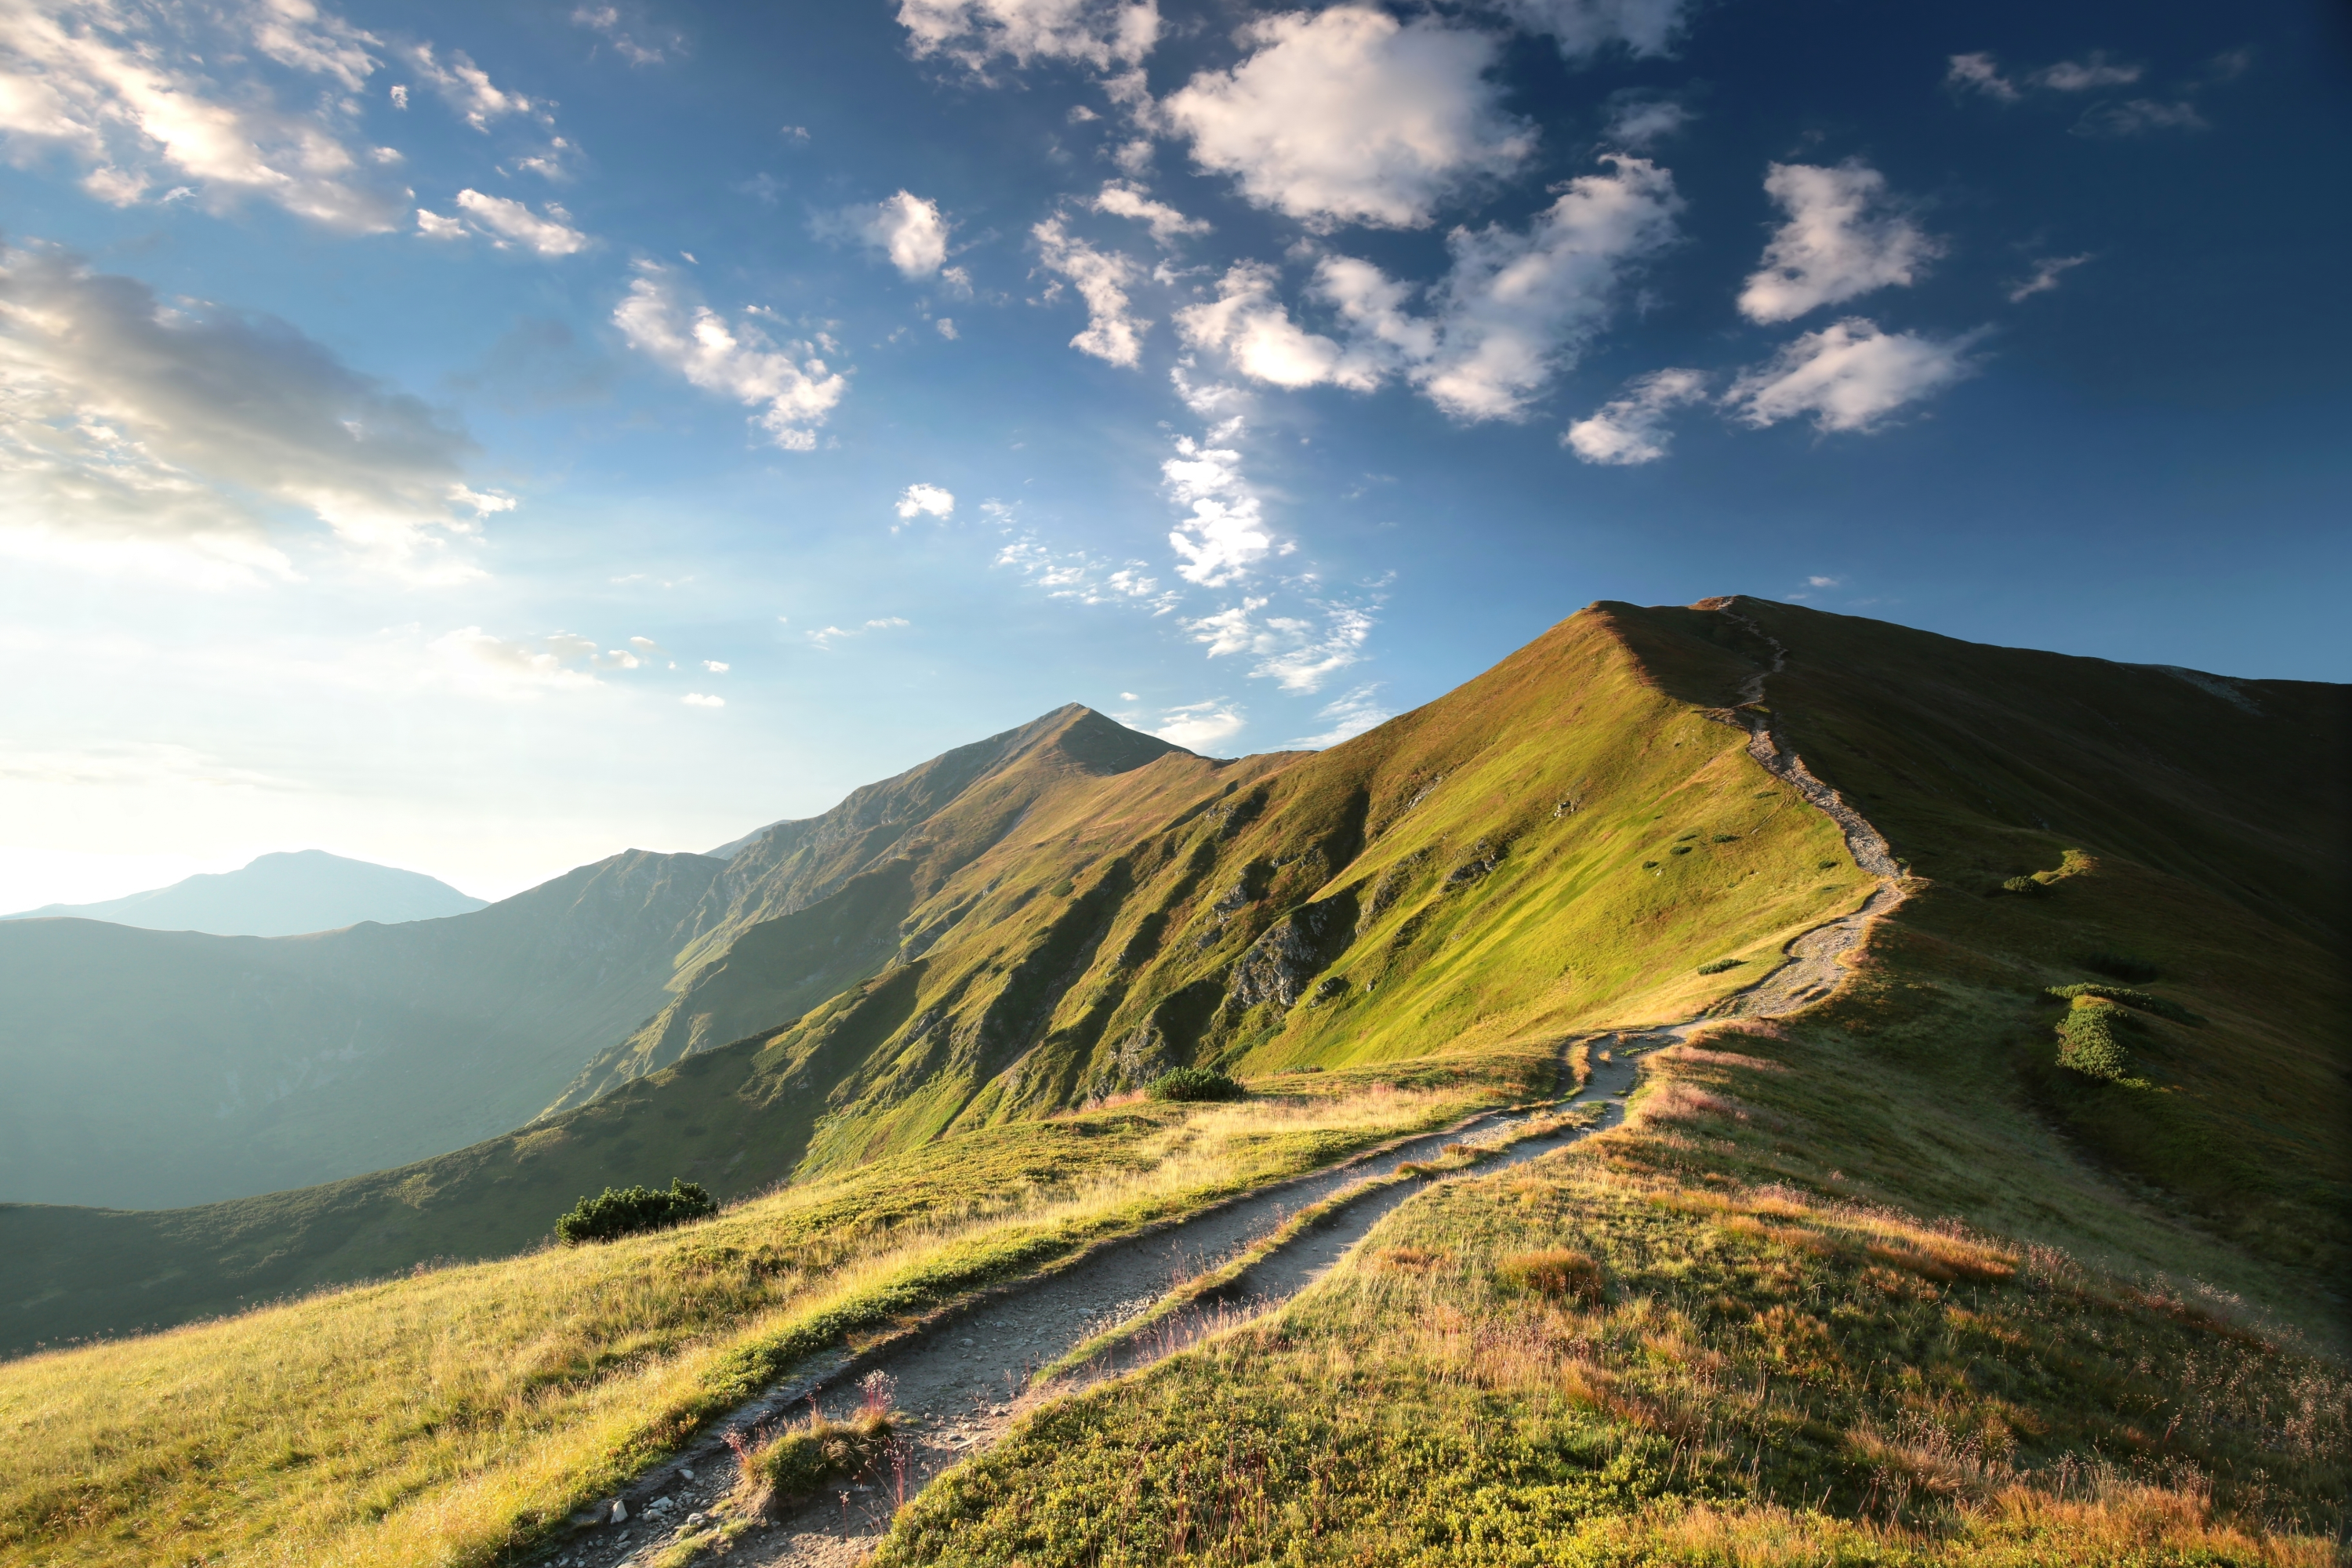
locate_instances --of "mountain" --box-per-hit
[4,598,2342,1356]
[0,849,488,936]
[0,706,1192,1210]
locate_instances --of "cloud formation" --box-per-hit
[1725,318,1984,433]
[448,190,591,255]
[895,481,955,521]
[996,532,1171,608]
[1564,366,1708,464]
[1737,162,1940,324]
[1163,425,1273,586]
[1947,50,2143,103]
[897,0,1159,74]
[1287,682,1391,747]
[2006,252,2092,303]
[612,264,847,450]
[1190,593,1376,692]
[1484,0,1695,60]
[0,242,501,581]
[1092,180,1210,245]
[1034,216,1147,366]
[1178,157,1682,420]
[1166,6,1533,230]
[852,191,951,277]
[1151,699,1246,752]
[0,0,407,230]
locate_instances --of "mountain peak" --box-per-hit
[0,851,487,938]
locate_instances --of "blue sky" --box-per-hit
[1,0,2344,906]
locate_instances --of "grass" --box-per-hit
[871,1054,2347,1566]
[0,1062,1540,1568]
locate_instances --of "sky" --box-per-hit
[1,0,2346,908]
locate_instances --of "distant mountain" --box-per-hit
[0,706,1188,1210]
[1,849,487,937]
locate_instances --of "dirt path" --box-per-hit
[547,604,1908,1568]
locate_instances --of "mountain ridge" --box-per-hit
[0,849,487,937]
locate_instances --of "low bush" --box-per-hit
[553,1178,717,1244]
[2082,949,2161,982]
[731,1410,893,1514]
[1696,958,1746,975]
[1495,1247,1606,1304]
[1670,844,1694,856]
[2000,874,2045,897]
[2047,982,2202,1025]
[2055,999,2131,1081]
[1147,1066,1247,1103]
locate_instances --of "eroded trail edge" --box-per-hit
[555,610,1908,1568]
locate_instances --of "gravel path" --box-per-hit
[543,601,1907,1568]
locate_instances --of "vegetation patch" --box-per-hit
[2054,998,2132,1081]
[554,1178,717,1244]
[2046,982,2203,1025]
[1695,958,1745,975]
[1147,1067,1246,1103]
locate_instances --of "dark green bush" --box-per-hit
[1669,844,1693,856]
[554,1178,717,1244]
[2047,982,2202,1025]
[737,1410,893,1511]
[2000,875,2045,897]
[1147,1066,1247,1102]
[1696,958,1746,975]
[2056,1000,2131,1081]
[2082,950,2161,982]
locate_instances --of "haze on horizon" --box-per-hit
[1,0,2343,908]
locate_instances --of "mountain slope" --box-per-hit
[5,597,2341,1356]
[1,850,488,936]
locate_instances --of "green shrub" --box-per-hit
[1696,958,1746,975]
[553,1178,717,1244]
[2082,950,2161,982]
[2055,1000,2131,1080]
[1669,844,1693,856]
[735,1410,893,1512]
[1146,1066,1247,1102]
[2000,875,2045,897]
[1048,878,1075,898]
[2047,983,2202,1025]
[1711,833,1740,844]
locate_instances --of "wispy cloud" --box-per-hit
[1287,683,1391,748]
[612,263,847,450]
[1034,216,1148,366]
[1151,699,1247,752]
[806,616,909,650]
[2006,252,2092,303]
[1565,366,1708,464]
[1189,593,1378,694]
[1737,162,1940,325]
[1726,318,1986,434]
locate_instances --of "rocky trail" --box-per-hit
[543,608,1908,1568]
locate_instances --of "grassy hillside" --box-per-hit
[0,1058,1544,1568]
[0,595,2342,1568]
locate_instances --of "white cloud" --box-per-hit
[1178,157,1682,421]
[0,241,500,582]
[1163,426,1273,586]
[427,628,605,697]
[1287,683,1391,748]
[1564,366,1708,464]
[1166,5,1534,230]
[996,532,1174,610]
[805,616,909,650]
[895,481,956,522]
[416,208,465,239]
[702,659,729,672]
[1034,216,1148,366]
[1189,594,1375,694]
[1177,262,1382,390]
[681,691,724,707]
[1151,699,1246,752]
[0,0,407,231]
[848,191,951,278]
[1806,575,1841,586]
[2006,252,2092,303]
[1725,318,1984,434]
[1091,180,1210,245]
[612,263,847,451]
[452,190,591,256]
[572,5,677,66]
[1483,0,1694,60]
[401,41,535,131]
[1949,50,2146,102]
[1602,95,1691,149]
[935,317,959,339]
[896,0,1160,74]
[1737,162,1940,325]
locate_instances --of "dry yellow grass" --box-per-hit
[0,1075,1494,1568]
